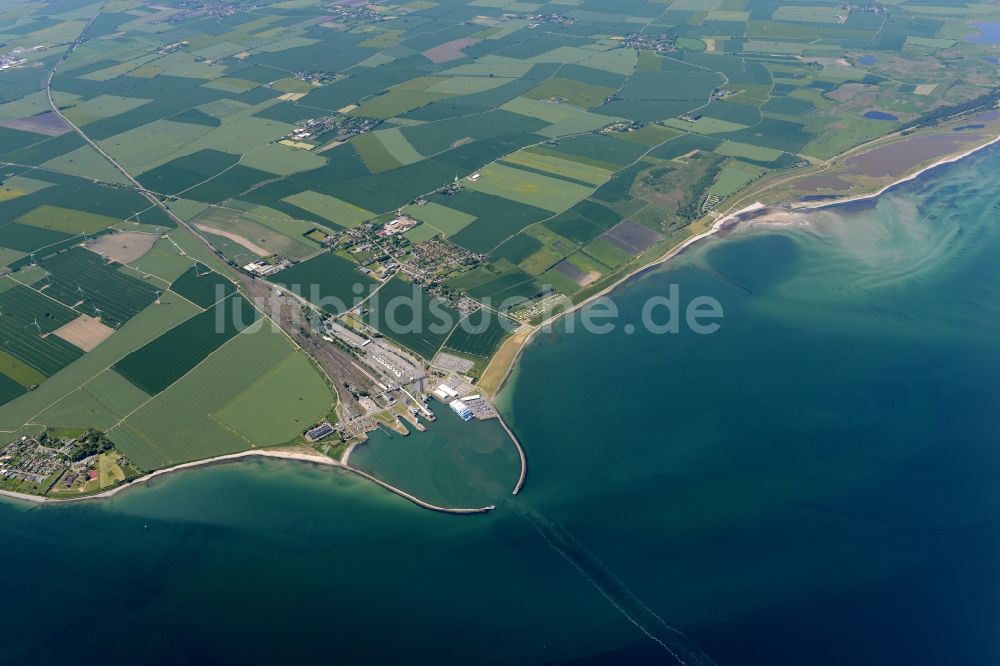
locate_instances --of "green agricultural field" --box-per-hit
[272,251,378,314]
[402,223,440,244]
[0,346,46,388]
[442,309,518,359]
[113,294,257,395]
[240,143,328,176]
[215,348,332,445]
[350,89,447,120]
[191,206,319,261]
[283,190,375,228]
[501,97,613,136]
[371,128,423,165]
[582,237,633,269]
[0,284,84,372]
[14,205,120,235]
[664,117,749,134]
[137,149,241,196]
[63,95,151,125]
[446,190,552,254]
[502,149,611,186]
[524,77,617,109]
[707,161,767,198]
[715,141,784,162]
[34,369,150,431]
[565,250,610,278]
[169,264,236,308]
[0,291,199,431]
[444,56,533,79]
[37,247,160,327]
[364,276,459,360]
[182,165,274,204]
[0,224,79,256]
[401,202,477,237]
[490,233,543,265]
[352,132,404,173]
[110,320,332,470]
[536,133,648,169]
[164,226,235,277]
[612,124,683,147]
[427,76,514,95]
[529,46,637,77]
[99,120,214,175]
[542,199,622,245]
[538,265,580,296]
[0,373,26,406]
[0,0,992,472]
[128,238,196,283]
[446,260,540,303]
[41,145,131,184]
[466,163,594,213]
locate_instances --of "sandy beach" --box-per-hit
[0,446,494,513]
[0,448,338,505]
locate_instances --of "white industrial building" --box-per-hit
[433,384,459,400]
[449,399,474,421]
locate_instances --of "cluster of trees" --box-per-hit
[678,156,724,223]
[901,87,1000,132]
[67,429,114,462]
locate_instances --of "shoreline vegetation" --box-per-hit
[5,119,997,513]
[4,122,997,513]
[479,117,1000,401]
[10,19,1000,512]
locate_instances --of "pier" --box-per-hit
[495,410,528,495]
[343,464,494,514]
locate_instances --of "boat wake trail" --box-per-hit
[511,503,716,666]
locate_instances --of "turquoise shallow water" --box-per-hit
[2,145,1000,664]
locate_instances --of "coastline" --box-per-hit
[0,449,338,505]
[0,448,495,514]
[795,132,1000,212]
[7,127,997,513]
[480,201,765,402]
[484,128,1000,401]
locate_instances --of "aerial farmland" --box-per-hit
[0,0,998,493]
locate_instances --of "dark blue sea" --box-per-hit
[2,145,999,664]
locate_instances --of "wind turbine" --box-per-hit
[75,283,85,296]
[29,253,36,266]
[29,318,41,333]
[93,305,103,318]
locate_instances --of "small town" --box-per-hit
[0,430,139,497]
[0,52,29,72]
[322,2,395,26]
[617,32,678,53]
[282,114,381,147]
